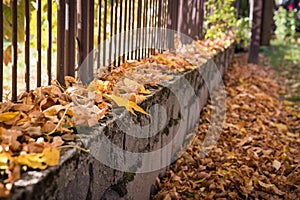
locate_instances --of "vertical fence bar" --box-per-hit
[152,0,157,54]
[37,0,42,87]
[25,0,30,91]
[199,0,204,39]
[148,0,152,57]
[78,0,90,83]
[144,0,148,58]
[103,0,107,67]
[57,0,65,85]
[136,0,142,60]
[65,0,76,77]
[97,0,101,68]
[123,0,128,62]
[88,0,94,70]
[12,0,18,101]
[162,0,167,50]
[0,0,3,101]
[47,0,52,85]
[157,0,162,52]
[167,0,175,50]
[141,0,145,58]
[118,0,122,66]
[114,0,118,66]
[130,0,134,59]
[109,0,114,69]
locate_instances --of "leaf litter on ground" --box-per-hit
[152,53,300,200]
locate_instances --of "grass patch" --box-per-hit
[260,35,300,112]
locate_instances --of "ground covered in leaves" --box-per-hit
[152,54,300,200]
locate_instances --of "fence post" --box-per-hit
[77,0,93,84]
[167,0,179,50]
[37,0,42,87]
[65,0,76,77]
[12,0,18,102]
[0,0,3,102]
[47,0,52,85]
[57,0,66,85]
[25,0,30,90]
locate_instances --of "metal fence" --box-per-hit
[0,0,205,102]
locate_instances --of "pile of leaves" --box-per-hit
[0,37,232,197]
[152,54,300,199]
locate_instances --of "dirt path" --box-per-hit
[152,54,300,200]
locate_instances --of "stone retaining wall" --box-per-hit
[10,45,234,200]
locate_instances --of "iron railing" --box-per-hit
[0,0,205,102]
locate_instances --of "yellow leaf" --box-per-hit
[124,78,151,95]
[109,94,149,116]
[88,80,111,94]
[0,112,19,123]
[17,153,47,170]
[0,153,9,170]
[42,148,60,166]
[15,148,60,169]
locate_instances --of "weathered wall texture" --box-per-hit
[10,45,234,200]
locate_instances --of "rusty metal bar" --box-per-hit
[151,0,157,54]
[130,0,134,59]
[88,0,94,69]
[65,0,76,77]
[136,0,142,60]
[162,0,166,50]
[97,0,101,68]
[12,0,18,101]
[78,0,90,83]
[144,0,148,58]
[0,0,3,101]
[157,0,162,53]
[118,0,122,66]
[123,0,128,62]
[199,0,204,39]
[146,0,150,57]
[37,0,42,87]
[57,0,65,85]
[47,0,52,85]
[103,0,107,67]
[25,0,30,91]
[109,0,114,69]
[114,0,118,66]
[148,0,152,57]
[141,0,145,58]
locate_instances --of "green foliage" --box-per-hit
[235,17,250,46]
[274,7,297,42]
[205,0,237,39]
[204,0,250,46]
[2,0,26,42]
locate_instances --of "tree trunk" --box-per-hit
[260,0,274,46]
[248,0,263,64]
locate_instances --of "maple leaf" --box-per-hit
[15,147,60,169]
[0,112,19,123]
[108,94,149,116]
